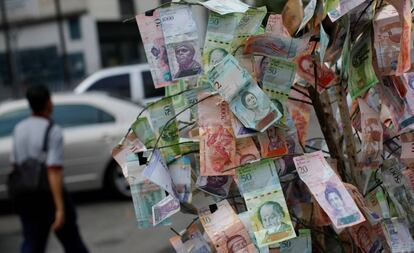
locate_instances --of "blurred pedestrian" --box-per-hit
[10,85,88,253]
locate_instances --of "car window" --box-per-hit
[142,71,165,98]
[88,74,131,98]
[52,104,115,128]
[0,108,31,138]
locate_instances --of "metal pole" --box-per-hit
[0,0,19,98]
[54,0,71,88]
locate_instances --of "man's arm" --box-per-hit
[48,166,65,230]
[47,126,65,231]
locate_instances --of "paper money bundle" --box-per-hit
[108,0,414,251]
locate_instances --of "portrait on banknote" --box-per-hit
[167,40,203,80]
[208,47,229,66]
[324,185,362,226]
[258,126,288,158]
[197,176,232,197]
[257,201,291,232]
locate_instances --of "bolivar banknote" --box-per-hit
[262,57,296,103]
[293,151,365,229]
[169,156,192,203]
[381,218,414,253]
[198,93,236,176]
[136,10,172,88]
[239,212,270,253]
[112,132,146,177]
[244,189,296,247]
[230,6,267,52]
[143,149,178,198]
[148,97,180,159]
[127,154,171,229]
[169,223,213,253]
[279,229,312,253]
[199,0,249,15]
[235,159,280,196]
[235,137,260,166]
[160,5,203,80]
[349,31,378,99]
[208,54,282,132]
[231,113,258,138]
[296,0,317,34]
[281,0,303,35]
[244,34,298,59]
[131,117,156,149]
[358,98,383,168]
[258,126,288,158]
[152,194,180,226]
[199,200,258,253]
[265,14,290,37]
[203,12,240,69]
[327,0,365,22]
[348,221,383,253]
[295,54,335,89]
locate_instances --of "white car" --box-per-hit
[74,64,164,105]
[0,93,141,199]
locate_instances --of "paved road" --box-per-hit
[0,191,202,253]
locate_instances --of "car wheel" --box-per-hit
[106,161,131,198]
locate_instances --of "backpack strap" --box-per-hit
[42,121,54,152]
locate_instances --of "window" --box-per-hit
[142,71,165,98]
[0,108,31,138]
[68,17,82,40]
[88,74,131,99]
[52,104,115,128]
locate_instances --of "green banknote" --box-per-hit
[131,117,156,148]
[148,97,180,159]
[349,30,378,99]
[236,159,280,196]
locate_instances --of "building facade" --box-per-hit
[0,0,207,99]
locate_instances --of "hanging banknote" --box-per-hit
[198,94,236,175]
[136,10,172,88]
[148,97,181,159]
[400,132,414,167]
[169,156,192,203]
[235,137,260,166]
[262,57,296,104]
[381,218,414,253]
[199,200,258,253]
[374,1,412,75]
[265,14,290,37]
[258,126,288,158]
[244,34,300,59]
[196,176,233,198]
[208,54,282,132]
[236,159,296,246]
[231,114,259,139]
[293,151,365,229]
[349,30,378,99]
[230,6,267,52]
[348,221,383,253]
[296,0,317,34]
[281,0,303,35]
[143,149,178,198]
[131,117,156,149]
[238,212,270,253]
[127,154,171,229]
[112,132,146,177]
[319,24,329,64]
[279,229,312,253]
[152,194,180,226]
[203,12,240,69]
[358,98,383,167]
[295,54,335,89]
[288,85,312,145]
[160,5,203,80]
[327,0,365,23]
[169,223,213,253]
[199,0,250,15]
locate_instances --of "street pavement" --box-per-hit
[0,190,201,253]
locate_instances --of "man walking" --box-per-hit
[11,85,88,253]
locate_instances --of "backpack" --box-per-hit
[8,121,53,198]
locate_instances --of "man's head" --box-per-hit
[209,48,228,66]
[241,91,258,110]
[258,201,285,229]
[324,186,344,211]
[175,42,195,67]
[26,85,52,116]
[226,235,247,253]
